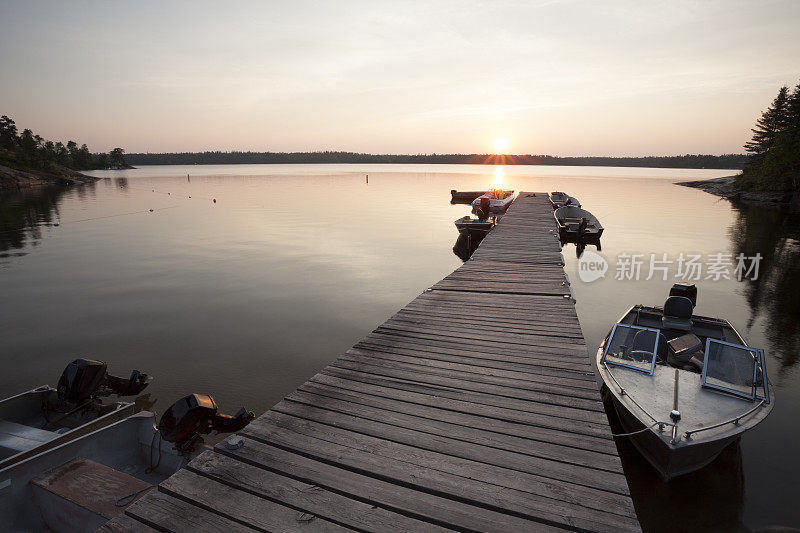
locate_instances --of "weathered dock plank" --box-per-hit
[100,192,639,532]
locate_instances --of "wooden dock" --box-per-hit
[101,193,640,532]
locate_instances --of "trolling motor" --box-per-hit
[158,394,255,453]
[56,358,151,404]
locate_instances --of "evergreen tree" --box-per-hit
[744,86,789,164]
[19,129,38,165]
[740,82,800,191]
[54,142,69,166]
[759,84,800,190]
[109,147,126,167]
[0,115,18,149]
[0,114,125,173]
[785,83,800,134]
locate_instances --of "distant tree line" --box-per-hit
[739,80,800,191]
[0,115,127,175]
[125,150,747,170]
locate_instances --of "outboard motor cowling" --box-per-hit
[158,394,255,453]
[57,359,108,403]
[669,283,697,307]
[57,359,151,403]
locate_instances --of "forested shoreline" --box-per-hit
[739,81,800,191]
[0,115,128,178]
[125,151,747,169]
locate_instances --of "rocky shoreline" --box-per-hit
[677,175,800,212]
[0,164,100,191]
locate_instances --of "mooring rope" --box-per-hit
[610,421,675,438]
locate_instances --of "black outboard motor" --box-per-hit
[669,282,697,307]
[57,359,151,404]
[480,196,491,214]
[158,394,255,453]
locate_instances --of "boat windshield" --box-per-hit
[702,339,769,402]
[602,324,659,375]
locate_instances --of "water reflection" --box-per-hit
[1,165,797,529]
[0,185,75,258]
[729,202,800,371]
[560,235,602,258]
[452,232,486,261]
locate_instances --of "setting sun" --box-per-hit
[493,138,509,154]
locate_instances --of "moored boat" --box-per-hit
[0,393,254,532]
[549,191,581,209]
[595,284,774,479]
[454,215,494,236]
[0,359,150,471]
[470,189,514,212]
[450,190,487,204]
[553,205,603,240]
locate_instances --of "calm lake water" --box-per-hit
[1,164,797,531]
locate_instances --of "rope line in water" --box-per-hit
[0,177,222,237]
[58,205,182,225]
[0,205,185,237]
[117,183,217,202]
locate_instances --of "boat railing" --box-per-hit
[602,362,675,432]
[683,399,766,440]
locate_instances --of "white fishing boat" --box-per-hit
[0,393,254,532]
[470,189,514,212]
[0,359,150,471]
[596,284,774,479]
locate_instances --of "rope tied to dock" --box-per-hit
[610,421,675,438]
[115,485,157,507]
[114,426,165,507]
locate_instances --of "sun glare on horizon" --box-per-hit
[493,138,509,154]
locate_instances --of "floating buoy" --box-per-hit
[53,222,59,227]
[149,209,154,212]
[188,195,191,198]
[120,185,124,189]
[213,198,216,203]
[168,192,170,195]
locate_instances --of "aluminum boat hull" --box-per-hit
[595,304,774,480]
[606,385,739,479]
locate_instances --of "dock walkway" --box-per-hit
[101,193,640,532]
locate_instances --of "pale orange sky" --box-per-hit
[1,1,799,155]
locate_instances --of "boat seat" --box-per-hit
[31,457,154,533]
[0,419,59,456]
[662,296,694,331]
[620,330,657,364]
[667,333,703,362]
[632,330,654,352]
